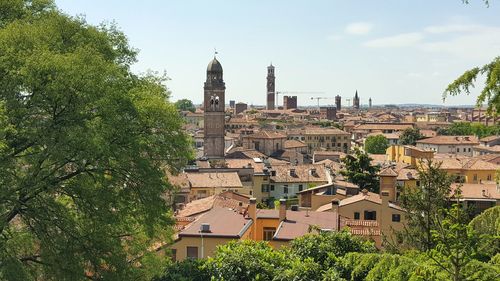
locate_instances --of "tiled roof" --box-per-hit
[435,158,499,171]
[397,168,419,180]
[284,139,307,149]
[179,208,252,238]
[176,192,249,217]
[416,135,479,145]
[480,135,500,142]
[270,164,328,183]
[273,211,339,240]
[187,172,243,188]
[354,123,413,131]
[451,183,500,200]
[379,167,398,177]
[244,130,287,139]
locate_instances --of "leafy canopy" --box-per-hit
[341,148,380,193]
[399,127,424,146]
[175,98,196,113]
[364,135,389,154]
[0,1,192,280]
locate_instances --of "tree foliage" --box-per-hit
[0,1,192,280]
[364,135,389,154]
[174,98,196,113]
[399,128,424,146]
[444,57,500,115]
[437,122,500,138]
[340,148,380,193]
[397,160,454,251]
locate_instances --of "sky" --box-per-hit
[54,0,500,107]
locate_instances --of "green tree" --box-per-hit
[203,240,291,281]
[397,160,455,251]
[468,206,500,261]
[364,135,389,154]
[428,204,482,281]
[153,259,209,281]
[0,1,192,280]
[290,229,376,267]
[340,148,380,193]
[437,122,500,139]
[444,57,500,115]
[175,98,196,113]
[399,128,424,146]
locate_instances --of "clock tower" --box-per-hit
[203,57,226,158]
[266,64,275,110]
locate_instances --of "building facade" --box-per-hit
[283,95,297,110]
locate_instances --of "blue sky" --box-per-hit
[55,0,500,106]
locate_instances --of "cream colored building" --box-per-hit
[287,128,351,154]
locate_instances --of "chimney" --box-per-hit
[331,199,340,231]
[361,189,369,195]
[248,198,257,221]
[279,198,287,222]
[381,190,390,206]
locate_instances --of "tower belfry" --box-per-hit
[266,64,275,110]
[203,56,226,158]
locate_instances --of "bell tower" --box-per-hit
[203,57,225,158]
[266,64,275,110]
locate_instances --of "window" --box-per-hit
[298,184,303,192]
[487,174,492,181]
[392,214,401,222]
[473,174,478,181]
[364,211,377,220]
[456,148,460,152]
[263,227,276,241]
[463,148,466,152]
[354,212,360,220]
[261,184,269,192]
[187,246,198,259]
[468,148,471,152]
[171,249,177,262]
[416,180,420,187]
[270,185,275,191]
[284,185,288,194]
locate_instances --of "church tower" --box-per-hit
[353,90,360,110]
[266,64,275,110]
[203,57,226,158]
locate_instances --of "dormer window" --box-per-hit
[289,169,296,177]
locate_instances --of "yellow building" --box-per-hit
[386,145,434,167]
[171,198,340,260]
[434,157,499,184]
[287,128,351,154]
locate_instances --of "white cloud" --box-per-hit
[345,22,373,35]
[424,23,480,34]
[420,26,500,61]
[364,32,423,48]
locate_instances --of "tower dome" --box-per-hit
[207,57,223,72]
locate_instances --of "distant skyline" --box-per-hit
[55,0,500,106]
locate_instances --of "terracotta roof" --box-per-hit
[176,192,249,217]
[379,167,398,177]
[187,172,243,188]
[297,180,359,194]
[416,135,479,145]
[179,208,252,238]
[435,158,499,171]
[354,123,413,131]
[473,145,500,153]
[244,130,287,139]
[284,139,307,149]
[366,132,400,139]
[273,210,340,240]
[270,164,328,183]
[397,168,419,180]
[451,183,500,201]
[420,129,437,138]
[480,135,500,142]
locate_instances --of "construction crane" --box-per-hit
[275,91,324,107]
[310,97,332,109]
